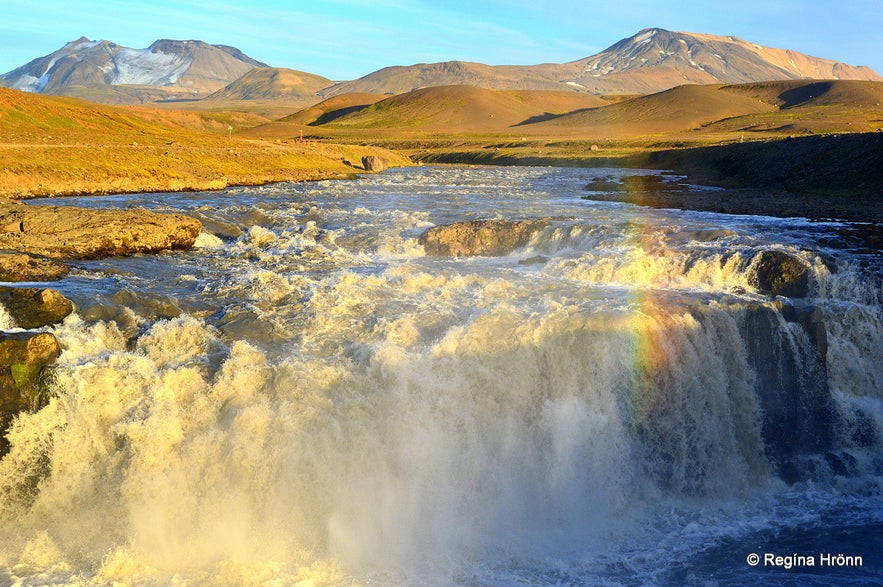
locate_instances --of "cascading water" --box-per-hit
[0,166,880,586]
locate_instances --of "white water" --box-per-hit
[1,166,881,586]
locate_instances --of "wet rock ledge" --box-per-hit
[0,198,202,280]
[0,198,201,454]
[0,287,75,454]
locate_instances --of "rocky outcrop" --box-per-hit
[361,155,388,172]
[0,332,61,454]
[0,287,74,329]
[0,200,202,261]
[0,251,69,282]
[419,218,550,256]
[747,250,810,297]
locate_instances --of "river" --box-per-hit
[1,166,880,586]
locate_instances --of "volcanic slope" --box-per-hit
[322,28,883,97]
[313,85,608,131]
[204,67,334,101]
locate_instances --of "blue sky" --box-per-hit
[3,0,882,80]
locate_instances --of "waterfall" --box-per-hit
[1,166,879,586]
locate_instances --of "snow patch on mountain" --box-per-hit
[109,48,192,85]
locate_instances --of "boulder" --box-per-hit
[0,287,74,329]
[747,250,810,297]
[419,218,550,257]
[0,199,202,261]
[0,332,61,455]
[0,251,70,282]
[361,155,388,172]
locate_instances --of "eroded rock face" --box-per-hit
[747,250,810,297]
[0,199,202,262]
[0,287,74,329]
[419,218,550,256]
[0,331,61,455]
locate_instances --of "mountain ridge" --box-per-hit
[0,37,268,103]
[326,28,882,96]
[2,29,881,105]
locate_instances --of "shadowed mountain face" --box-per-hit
[324,28,883,97]
[0,38,268,104]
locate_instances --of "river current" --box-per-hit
[0,166,880,586]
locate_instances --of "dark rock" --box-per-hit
[747,250,810,297]
[419,218,550,256]
[775,300,827,359]
[0,287,74,329]
[0,251,70,282]
[361,155,388,172]
[0,332,61,455]
[739,303,836,480]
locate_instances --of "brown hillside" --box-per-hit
[528,84,776,135]
[205,68,334,101]
[285,93,388,126]
[702,80,883,135]
[319,85,607,131]
[720,79,883,108]
[237,93,388,139]
[321,61,567,97]
[0,87,409,197]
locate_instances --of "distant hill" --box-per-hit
[0,37,268,104]
[204,67,333,101]
[324,28,883,97]
[309,85,608,131]
[527,84,777,135]
[319,61,568,96]
[266,79,883,140]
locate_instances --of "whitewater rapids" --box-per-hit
[0,166,880,586]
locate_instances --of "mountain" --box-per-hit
[319,61,567,96]
[4,29,881,105]
[203,67,333,102]
[563,29,883,93]
[0,37,268,104]
[324,28,883,97]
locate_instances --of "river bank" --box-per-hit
[419,132,883,223]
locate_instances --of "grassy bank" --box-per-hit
[0,88,409,198]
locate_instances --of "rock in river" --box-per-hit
[0,199,202,261]
[747,249,810,298]
[419,218,550,257]
[0,287,74,329]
